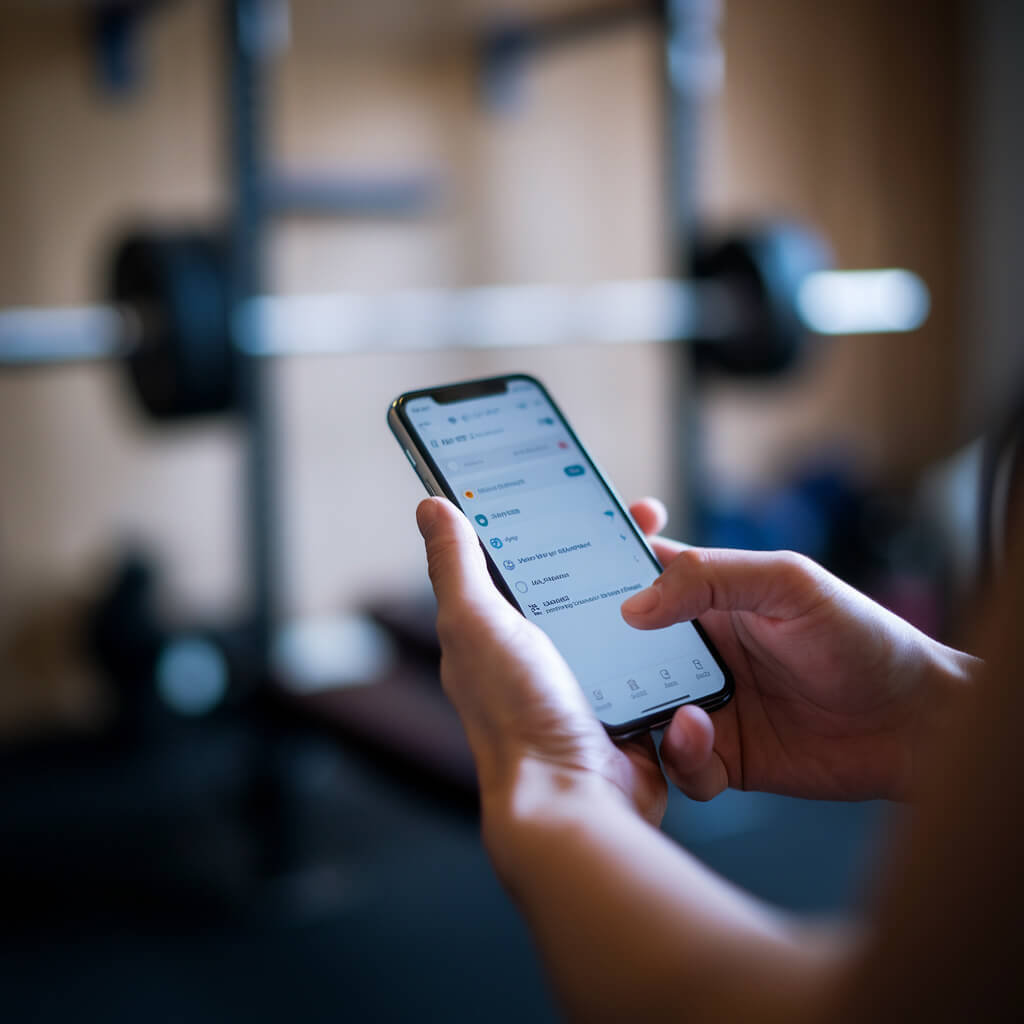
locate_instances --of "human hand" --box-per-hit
[624,498,977,802]
[417,497,666,827]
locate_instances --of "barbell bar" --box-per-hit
[0,223,930,419]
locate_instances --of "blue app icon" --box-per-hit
[502,559,516,571]
[564,465,585,477]
[475,514,488,527]
[489,537,503,549]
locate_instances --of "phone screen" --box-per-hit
[397,376,730,732]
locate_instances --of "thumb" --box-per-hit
[417,497,506,615]
[660,705,730,801]
[621,547,828,629]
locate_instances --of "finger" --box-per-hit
[648,535,688,567]
[416,497,504,613]
[617,732,668,826]
[629,497,668,537]
[622,547,826,629]
[659,705,729,801]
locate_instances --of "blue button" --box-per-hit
[564,465,585,477]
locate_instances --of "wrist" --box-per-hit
[931,642,984,690]
[917,638,983,721]
[900,639,983,799]
[479,755,633,890]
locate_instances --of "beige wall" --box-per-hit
[0,0,966,735]
[700,0,965,488]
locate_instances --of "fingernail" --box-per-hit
[622,584,660,615]
[416,498,439,537]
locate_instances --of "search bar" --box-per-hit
[439,436,569,478]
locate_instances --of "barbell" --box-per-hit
[0,222,930,421]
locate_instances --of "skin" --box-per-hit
[415,494,1019,1022]
[418,495,668,829]
[624,497,979,802]
[420,493,976,817]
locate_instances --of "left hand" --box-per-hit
[417,496,666,826]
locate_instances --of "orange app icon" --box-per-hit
[464,490,475,499]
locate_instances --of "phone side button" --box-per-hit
[404,448,418,468]
[410,462,441,496]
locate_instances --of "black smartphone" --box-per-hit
[388,373,733,738]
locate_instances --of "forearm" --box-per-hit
[482,759,850,1023]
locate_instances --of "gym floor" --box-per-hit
[0,713,885,1023]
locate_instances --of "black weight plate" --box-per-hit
[691,221,833,377]
[111,233,235,419]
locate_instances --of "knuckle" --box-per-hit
[687,546,727,579]
[667,545,713,580]
[662,547,717,607]
[434,610,460,647]
[772,548,819,587]
[775,548,810,570]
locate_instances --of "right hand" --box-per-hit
[622,498,977,802]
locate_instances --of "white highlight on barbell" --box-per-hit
[796,269,930,335]
[0,269,931,366]
[237,279,701,356]
[0,305,137,364]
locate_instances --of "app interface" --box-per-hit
[405,379,726,728]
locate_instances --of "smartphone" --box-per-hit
[388,373,733,738]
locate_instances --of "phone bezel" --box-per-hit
[389,372,733,738]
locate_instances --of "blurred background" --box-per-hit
[0,0,1021,1020]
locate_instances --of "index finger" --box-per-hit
[629,497,668,536]
[623,547,830,628]
[649,535,689,567]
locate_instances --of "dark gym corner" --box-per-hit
[0,2,1020,1022]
